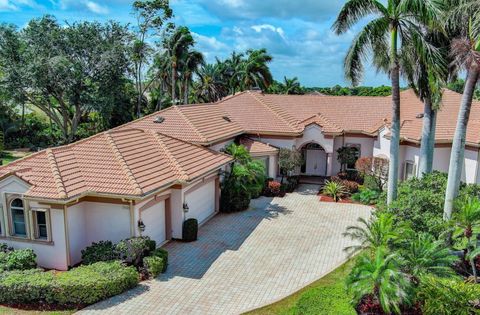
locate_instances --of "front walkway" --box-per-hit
[79,185,371,315]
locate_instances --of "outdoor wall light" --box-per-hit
[137,219,146,232]
[183,203,189,212]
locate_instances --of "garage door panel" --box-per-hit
[142,201,166,244]
[185,180,216,224]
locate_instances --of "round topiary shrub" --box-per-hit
[1,248,37,271]
[81,241,118,265]
[143,256,164,278]
[151,248,168,273]
[182,218,198,242]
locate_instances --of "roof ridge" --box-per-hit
[173,106,209,143]
[45,149,68,199]
[149,131,189,181]
[316,112,343,131]
[248,91,301,133]
[105,132,143,195]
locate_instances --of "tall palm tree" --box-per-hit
[346,247,410,314]
[333,0,443,204]
[194,63,226,103]
[164,26,194,105]
[223,51,244,95]
[282,76,303,95]
[238,48,273,90]
[443,0,480,220]
[180,49,204,105]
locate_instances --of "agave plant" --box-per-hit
[346,247,410,315]
[322,180,347,202]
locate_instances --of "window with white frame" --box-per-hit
[404,161,417,180]
[10,198,27,237]
[32,209,49,240]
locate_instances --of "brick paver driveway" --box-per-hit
[79,184,371,315]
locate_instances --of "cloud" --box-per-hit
[84,1,109,14]
[0,0,17,11]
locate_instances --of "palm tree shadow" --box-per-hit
[156,196,291,281]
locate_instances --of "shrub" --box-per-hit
[351,188,379,205]
[115,237,151,267]
[81,241,118,265]
[151,248,169,273]
[0,248,37,271]
[0,261,139,306]
[331,176,359,194]
[143,256,165,278]
[363,174,381,191]
[0,243,13,253]
[355,156,388,191]
[322,180,347,202]
[264,180,281,197]
[182,218,198,242]
[417,275,480,315]
[145,238,157,252]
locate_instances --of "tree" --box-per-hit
[278,148,303,183]
[238,49,273,90]
[282,77,303,95]
[180,49,204,105]
[0,17,131,143]
[131,0,173,117]
[355,156,389,191]
[333,0,443,205]
[346,247,410,314]
[443,0,480,220]
[193,63,227,103]
[336,146,358,172]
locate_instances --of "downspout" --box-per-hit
[63,205,71,268]
[128,199,135,237]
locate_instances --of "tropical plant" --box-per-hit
[336,146,358,172]
[444,0,480,220]
[194,63,226,103]
[278,148,303,184]
[346,248,410,314]
[399,233,458,280]
[180,49,205,104]
[355,156,389,191]
[322,180,347,202]
[343,212,403,255]
[351,188,379,205]
[453,196,480,281]
[333,0,444,205]
[238,48,273,90]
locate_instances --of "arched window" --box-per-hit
[10,198,26,236]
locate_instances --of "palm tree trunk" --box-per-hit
[426,109,437,173]
[184,79,189,105]
[171,63,176,105]
[444,68,480,220]
[387,27,401,205]
[419,98,434,177]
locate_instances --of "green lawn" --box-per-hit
[244,259,356,315]
[0,307,74,315]
[1,151,30,165]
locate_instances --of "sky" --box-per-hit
[0,0,391,87]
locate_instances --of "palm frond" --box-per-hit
[332,0,387,34]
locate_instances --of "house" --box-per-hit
[1,88,479,270]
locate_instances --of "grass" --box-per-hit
[0,307,74,315]
[1,151,30,165]
[244,258,356,315]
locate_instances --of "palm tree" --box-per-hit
[238,48,273,90]
[282,76,303,95]
[332,0,443,204]
[194,63,227,103]
[223,51,244,95]
[164,26,194,105]
[453,196,480,281]
[180,49,204,105]
[346,247,410,314]
[443,0,480,220]
[343,212,406,256]
[399,233,458,281]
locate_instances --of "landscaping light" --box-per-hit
[138,219,146,232]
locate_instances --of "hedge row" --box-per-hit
[0,260,139,306]
[0,247,37,271]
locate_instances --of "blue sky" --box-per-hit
[0,0,391,87]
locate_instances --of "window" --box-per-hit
[33,209,48,240]
[10,198,26,237]
[346,144,361,170]
[404,161,417,180]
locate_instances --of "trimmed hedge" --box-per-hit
[143,256,164,278]
[0,261,139,306]
[81,240,117,265]
[0,247,37,271]
[182,218,198,242]
[151,248,168,273]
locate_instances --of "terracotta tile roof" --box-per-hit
[0,129,232,201]
[239,137,279,155]
[299,113,343,133]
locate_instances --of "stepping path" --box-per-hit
[78,184,371,315]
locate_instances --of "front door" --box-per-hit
[305,149,327,176]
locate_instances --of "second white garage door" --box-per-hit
[142,201,166,244]
[185,180,216,224]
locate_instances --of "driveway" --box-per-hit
[79,184,371,315]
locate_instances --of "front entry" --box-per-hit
[301,143,327,176]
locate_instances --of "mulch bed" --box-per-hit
[318,194,355,204]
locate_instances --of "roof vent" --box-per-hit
[416,113,424,119]
[153,116,165,123]
[222,116,232,122]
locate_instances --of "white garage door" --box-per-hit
[185,180,216,224]
[142,201,166,244]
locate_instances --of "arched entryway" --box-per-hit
[300,142,327,176]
